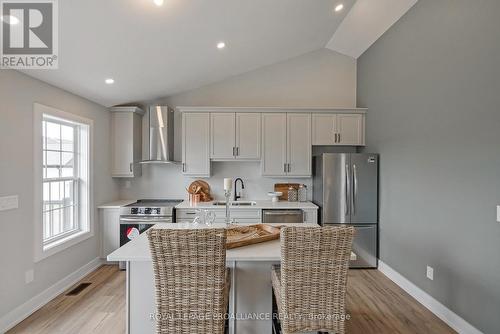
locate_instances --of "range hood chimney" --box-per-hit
[138,105,178,164]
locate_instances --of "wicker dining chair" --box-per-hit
[271,226,355,334]
[147,228,230,334]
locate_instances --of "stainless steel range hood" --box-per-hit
[138,105,179,164]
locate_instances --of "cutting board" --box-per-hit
[274,183,300,201]
[187,180,213,202]
[226,224,281,249]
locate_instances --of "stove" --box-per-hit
[120,199,183,216]
[118,199,182,270]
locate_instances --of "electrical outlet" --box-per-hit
[497,206,500,223]
[125,181,131,189]
[25,269,34,284]
[426,266,434,281]
[0,195,18,211]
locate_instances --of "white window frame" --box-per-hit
[34,103,94,262]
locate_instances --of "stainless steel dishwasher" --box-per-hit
[262,209,304,224]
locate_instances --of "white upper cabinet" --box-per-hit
[336,114,364,145]
[261,113,287,176]
[210,113,236,159]
[236,113,261,160]
[287,113,312,176]
[178,107,366,178]
[182,113,210,176]
[110,107,144,178]
[312,113,365,146]
[262,113,311,177]
[312,114,336,145]
[210,112,261,160]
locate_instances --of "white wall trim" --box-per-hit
[378,261,483,334]
[0,258,102,333]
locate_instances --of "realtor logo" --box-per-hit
[1,0,58,69]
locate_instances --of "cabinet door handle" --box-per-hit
[334,133,338,143]
[284,163,287,173]
[236,147,239,156]
[182,163,186,172]
[288,163,291,173]
[338,133,341,143]
[129,163,133,173]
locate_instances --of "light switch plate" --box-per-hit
[426,266,434,280]
[0,195,18,211]
[25,269,34,284]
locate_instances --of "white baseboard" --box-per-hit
[0,257,103,333]
[378,261,483,334]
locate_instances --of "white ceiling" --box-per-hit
[21,0,357,107]
[326,0,418,58]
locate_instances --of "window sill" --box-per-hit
[35,230,93,262]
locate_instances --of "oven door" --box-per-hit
[119,216,173,246]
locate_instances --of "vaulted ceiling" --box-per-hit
[17,0,417,107]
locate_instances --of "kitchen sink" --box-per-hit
[212,201,257,206]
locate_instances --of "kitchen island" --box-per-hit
[108,222,355,334]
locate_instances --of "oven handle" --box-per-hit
[120,217,173,223]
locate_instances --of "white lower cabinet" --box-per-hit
[177,208,262,224]
[100,208,120,259]
[303,209,318,225]
[176,208,317,224]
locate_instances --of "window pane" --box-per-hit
[46,168,59,178]
[61,152,74,177]
[61,125,74,152]
[46,122,61,151]
[62,206,74,231]
[52,209,60,236]
[63,180,74,206]
[50,181,62,209]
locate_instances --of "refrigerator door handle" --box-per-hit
[352,164,358,215]
[345,164,350,215]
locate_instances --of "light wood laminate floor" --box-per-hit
[8,265,455,334]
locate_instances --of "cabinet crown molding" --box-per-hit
[176,106,367,114]
[109,106,145,115]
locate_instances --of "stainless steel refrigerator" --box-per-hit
[313,153,378,268]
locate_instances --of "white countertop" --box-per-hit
[175,200,318,210]
[107,222,356,262]
[97,199,136,209]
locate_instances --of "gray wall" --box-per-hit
[120,49,357,200]
[357,1,500,333]
[164,48,357,108]
[0,70,119,321]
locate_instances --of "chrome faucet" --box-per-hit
[234,178,245,201]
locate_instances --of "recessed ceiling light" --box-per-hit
[335,4,344,12]
[105,78,115,85]
[1,15,20,25]
[153,0,164,6]
[217,42,226,49]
